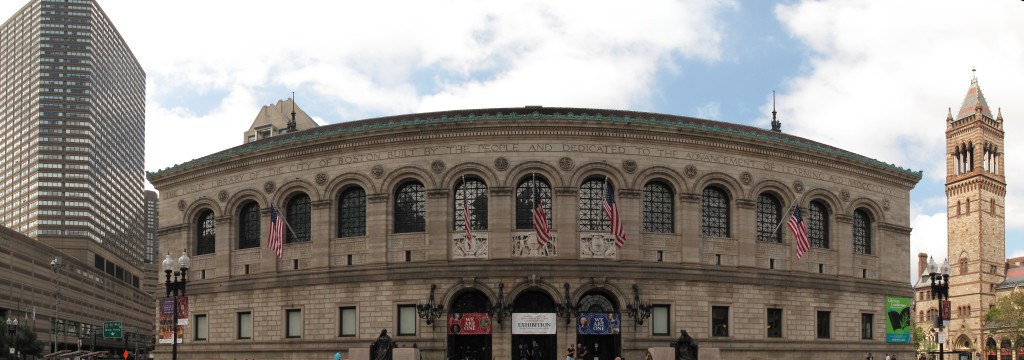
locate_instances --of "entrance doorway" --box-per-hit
[574,291,621,360]
[447,291,492,360]
[511,290,557,360]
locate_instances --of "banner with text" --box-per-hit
[177,296,189,325]
[447,313,492,335]
[158,298,182,344]
[885,296,911,343]
[577,313,620,335]
[512,313,556,335]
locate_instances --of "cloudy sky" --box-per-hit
[5,0,1021,283]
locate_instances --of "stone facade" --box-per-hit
[148,107,921,360]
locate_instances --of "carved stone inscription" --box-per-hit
[580,233,616,259]
[452,233,488,259]
[512,231,556,257]
[163,142,903,200]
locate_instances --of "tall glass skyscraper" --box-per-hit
[0,0,146,268]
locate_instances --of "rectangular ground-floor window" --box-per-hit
[817,311,831,339]
[238,312,252,340]
[339,307,356,337]
[712,306,729,337]
[195,315,208,341]
[286,309,302,338]
[766,308,782,338]
[398,305,416,336]
[861,313,873,340]
[652,305,670,336]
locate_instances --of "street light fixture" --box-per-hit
[163,250,190,360]
[416,284,443,325]
[490,283,512,325]
[50,256,63,354]
[6,317,17,360]
[928,256,951,360]
[626,284,652,327]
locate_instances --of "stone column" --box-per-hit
[215,215,232,278]
[679,193,701,264]
[835,214,853,277]
[310,200,332,269]
[735,199,757,268]
[489,187,514,259]
[259,208,277,272]
[619,188,642,261]
[427,189,450,261]
[554,186,578,260]
[366,193,389,265]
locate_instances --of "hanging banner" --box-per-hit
[158,298,182,344]
[577,313,620,335]
[885,296,911,343]
[512,313,556,335]
[447,313,492,335]
[177,296,189,325]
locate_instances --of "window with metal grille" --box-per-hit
[756,194,782,243]
[643,181,674,233]
[579,178,610,231]
[701,186,730,237]
[807,201,829,248]
[238,201,260,249]
[337,187,366,238]
[196,210,215,255]
[454,178,488,231]
[394,181,426,233]
[515,177,552,230]
[852,209,871,254]
[286,193,311,243]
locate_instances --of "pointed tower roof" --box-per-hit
[955,72,993,121]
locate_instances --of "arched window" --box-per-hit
[807,201,829,248]
[579,178,610,231]
[642,181,674,233]
[852,209,871,254]
[701,186,730,237]
[238,202,260,249]
[515,177,552,230]
[454,177,488,231]
[394,181,425,233]
[756,193,782,243]
[196,210,216,255]
[337,187,366,238]
[285,193,311,243]
[577,291,618,313]
[960,259,968,274]
[966,199,971,213]
[919,311,924,323]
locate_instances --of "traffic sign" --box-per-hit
[103,321,122,338]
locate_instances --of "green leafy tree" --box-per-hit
[1,324,44,358]
[913,326,926,351]
[983,290,1024,345]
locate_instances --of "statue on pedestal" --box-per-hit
[671,329,698,360]
[370,329,396,360]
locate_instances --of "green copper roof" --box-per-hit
[147,107,922,180]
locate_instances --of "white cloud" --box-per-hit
[773,0,1024,282]
[696,102,721,120]
[908,211,947,284]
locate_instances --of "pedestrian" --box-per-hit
[885,353,891,360]
[645,351,653,360]
[867,353,874,360]
[577,344,588,360]
[334,352,341,360]
[567,344,576,360]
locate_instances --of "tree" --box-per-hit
[913,326,927,350]
[983,289,1024,344]
[13,325,45,358]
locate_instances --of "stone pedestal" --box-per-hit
[394,348,420,360]
[348,348,369,360]
[647,347,719,360]
[698,348,720,360]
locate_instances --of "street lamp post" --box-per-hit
[50,256,63,354]
[6,317,17,360]
[162,250,190,360]
[927,256,951,360]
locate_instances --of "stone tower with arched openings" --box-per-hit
[945,70,1006,350]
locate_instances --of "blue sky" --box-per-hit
[6,0,1020,282]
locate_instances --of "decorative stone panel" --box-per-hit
[388,233,429,263]
[452,232,488,259]
[701,237,737,265]
[279,242,312,270]
[802,248,837,275]
[580,232,616,259]
[191,254,216,278]
[511,231,557,257]
[756,242,789,269]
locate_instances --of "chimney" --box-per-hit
[918,253,929,278]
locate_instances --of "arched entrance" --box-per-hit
[575,290,621,360]
[511,290,557,360]
[447,290,493,360]
[986,337,997,360]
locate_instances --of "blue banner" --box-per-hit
[576,313,620,335]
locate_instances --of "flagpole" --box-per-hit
[769,203,797,237]
[276,206,301,240]
[463,175,471,242]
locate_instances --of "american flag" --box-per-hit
[463,185,472,249]
[602,181,626,248]
[788,205,810,259]
[268,205,284,259]
[533,185,551,246]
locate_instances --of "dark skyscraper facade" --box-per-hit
[0,0,146,267]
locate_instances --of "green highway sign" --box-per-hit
[103,321,122,338]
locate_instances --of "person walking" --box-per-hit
[867,353,874,360]
[566,344,576,360]
[577,344,588,360]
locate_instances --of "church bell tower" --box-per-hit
[945,70,1006,349]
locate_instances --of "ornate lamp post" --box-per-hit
[626,284,652,327]
[927,256,951,360]
[416,284,443,325]
[490,283,512,326]
[50,256,64,354]
[6,317,17,360]
[555,283,577,325]
[163,250,190,360]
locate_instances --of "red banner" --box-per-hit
[940,300,951,321]
[447,313,492,335]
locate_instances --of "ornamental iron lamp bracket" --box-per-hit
[555,283,577,324]
[490,283,513,325]
[417,284,444,325]
[626,284,652,327]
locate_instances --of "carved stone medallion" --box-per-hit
[177,199,186,211]
[431,160,446,173]
[840,189,850,202]
[315,173,328,185]
[264,181,276,194]
[684,165,697,178]
[793,180,804,193]
[883,198,891,211]
[740,172,753,185]
[558,157,574,171]
[371,165,385,179]
[217,190,228,202]
[622,160,637,173]
[494,157,509,171]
